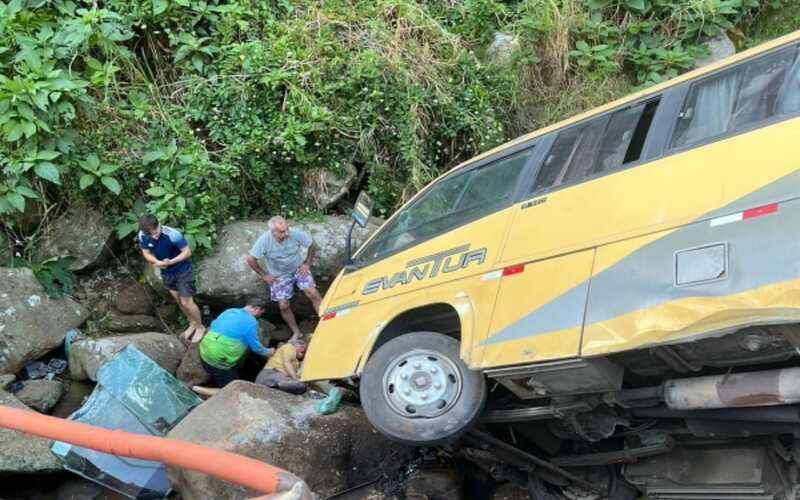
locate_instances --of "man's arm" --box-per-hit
[298,242,317,276]
[242,325,273,357]
[284,349,300,379]
[165,245,192,266]
[245,255,275,285]
[141,249,167,269]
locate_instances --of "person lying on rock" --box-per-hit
[245,215,322,341]
[195,296,275,391]
[138,214,205,343]
[255,339,308,395]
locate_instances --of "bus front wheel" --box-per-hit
[360,331,487,445]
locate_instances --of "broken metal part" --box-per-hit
[480,399,594,423]
[486,358,623,400]
[685,419,800,438]
[631,405,800,423]
[465,429,604,494]
[549,406,629,443]
[650,346,701,374]
[610,386,664,408]
[664,367,800,410]
[552,433,674,467]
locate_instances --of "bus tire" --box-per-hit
[360,331,487,445]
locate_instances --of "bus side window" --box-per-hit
[593,99,660,175]
[532,116,610,193]
[671,46,797,149]
[777,45,800,114]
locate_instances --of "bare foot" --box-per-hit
[181,324,197,341]
[189,324,206,343]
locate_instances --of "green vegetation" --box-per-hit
[0,0,797,257]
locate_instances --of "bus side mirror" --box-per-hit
[346,191,374,265]
[351,191,374,228]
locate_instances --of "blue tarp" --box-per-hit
[51,345,202,499]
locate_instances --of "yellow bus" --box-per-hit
[305,29,800,498]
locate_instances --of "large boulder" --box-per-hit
[195,217,379,307]
[0,268,89,375]
[103,310,163,334]
[167,381,410,499]
[15,379,64,413]
[176,344,210,387]
[303,164,358,210]
[69,332,186,381]
[34,205,115,272]
[487,32,519,65]
[0,390,62,473]
[695,33,736,68]
[114,283,154,315]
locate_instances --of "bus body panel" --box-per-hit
[303,30,800,382]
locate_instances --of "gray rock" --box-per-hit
[167,381,410,499]
[69,332,186,381]
[114,283,154,315]
[487,32,519,65]
[176,344,210,387]
[0,390,62,473]
[695,33,736,68]
[15,379,64,413]
[34,205,115,272]
[54,478,128,499]
[405,465,463,499]
[195,217,379,307]
[303,164,358,210]
[0,268,89,374]
[491,483,529,500]
[0,373,15,388]
[104,310,163,333]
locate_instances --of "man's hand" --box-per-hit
[298,263,310,276]
[154,260,169,269]
[261,274,275,285]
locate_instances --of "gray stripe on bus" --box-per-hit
[483,170,800,346]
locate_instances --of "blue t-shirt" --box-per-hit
[138,225,192,276]
[208,308,269,356]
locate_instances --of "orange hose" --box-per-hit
[0,404,297,495]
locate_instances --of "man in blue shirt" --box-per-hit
[138,214,205,342]
[197,296,275,388]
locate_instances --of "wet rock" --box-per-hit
[69,332,186,381]
[15,379,64,413]
[176,344,210,387]
[303,164,358,210]
[103,310,163,333]
[34,205,115,272]
[114,283,154,315]
[167,381,410,499]
[0,390,62,473]
[491,483,529,500]
[695,33,736,68]
[405,465,463,500]
[195,217,379,307]
[487,32,519,65]
[0,268,89,375]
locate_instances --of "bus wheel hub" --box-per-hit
[384,350,462,418]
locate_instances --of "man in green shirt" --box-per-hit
[197,296,274,388]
